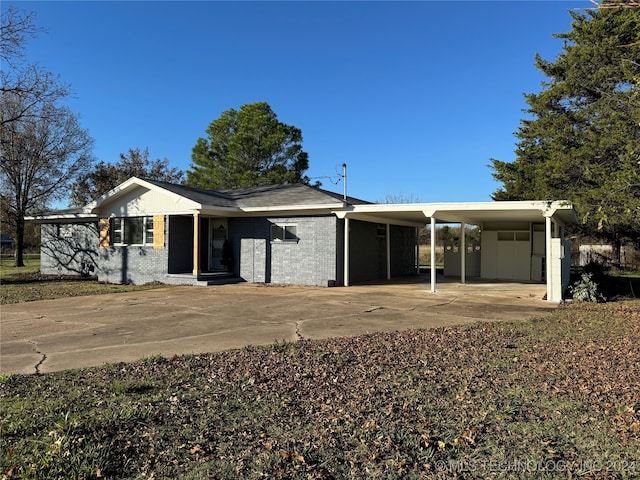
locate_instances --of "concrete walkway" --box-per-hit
[0,278,556,375]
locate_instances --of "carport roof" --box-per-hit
[337,200,578,227]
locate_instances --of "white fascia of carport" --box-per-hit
[26,212,97,222]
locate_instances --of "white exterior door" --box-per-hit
[482,230,532,281]
[496,231,530,280]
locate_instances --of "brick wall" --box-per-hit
[40,222,101,276]
[230,215,338,287]
[98,246,169,285]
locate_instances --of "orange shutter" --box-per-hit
[153,215,165,250]
[99,218,110,248]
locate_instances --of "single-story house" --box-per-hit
[31,177,578,302]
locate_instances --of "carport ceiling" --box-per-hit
[344,201,577,227]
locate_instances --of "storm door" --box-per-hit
[209,219,228,271]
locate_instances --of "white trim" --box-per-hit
[332,202,577,231]
[334,211,425,228]
[344,217,350,287]
[193,213,200,276]
[27,213,97,221]
[241,203,344,212]
[386,223,391,280]
[546,216,553,302]
[461,222,466,284]
[430,216,436,293]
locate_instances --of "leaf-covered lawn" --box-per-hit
[1,301,639,479]
[0,272,167,304]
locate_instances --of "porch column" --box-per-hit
[430,216,437,293]
[386,223,391,280]
[461,222,466,284]
[193,213,201,276]
[416,227,420,274]
[545,215,552,302]
[344,216,350,287]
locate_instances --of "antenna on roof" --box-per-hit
[342,163,347,202]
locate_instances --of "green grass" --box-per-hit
[0,254,40,279]
[418,245,445,268]
[1,300,639,479]
[0,255,168,304]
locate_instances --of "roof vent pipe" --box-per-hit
[342,163,347,202]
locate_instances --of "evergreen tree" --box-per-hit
[491,1,640,246]
[187,102,310,189]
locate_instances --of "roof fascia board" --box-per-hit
[427,212,485,225]
[544,201,579,224]
[26,213,98,222]
[230,208,338,218]
[240,203,345,213]
[335,211,425,228]
[347,213,426,227]
[198,206,248,216]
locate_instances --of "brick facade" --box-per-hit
[98,246,169,285]
[40,222,101,276]
[40,214,417,287]
[230,215,339,287]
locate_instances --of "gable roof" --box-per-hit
[142,180,371,210]
[144,180,237,208]
[218,183,371,208]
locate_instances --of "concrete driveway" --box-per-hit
[0,278,556,375]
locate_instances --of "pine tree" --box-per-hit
[491,1,640,246]
[187,102,310,189]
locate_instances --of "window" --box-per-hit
[56,224,74,238]
[111,217,154,245]
[498,231,530,242]
[270,224,298,242]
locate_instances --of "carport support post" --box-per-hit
[461,222,466,284]
[430,216,436,293]
[545,215,552,302]
[344,216,350,287]
[416,228,420,274]
[386,223,391,280]
[193,213,201,276]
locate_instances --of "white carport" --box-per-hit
[335,200,578,303]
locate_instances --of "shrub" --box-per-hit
[570,273,605,303]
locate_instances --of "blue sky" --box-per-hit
[7,0,586,203]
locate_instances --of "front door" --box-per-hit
[209,219,228,271]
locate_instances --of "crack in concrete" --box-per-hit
[28,341,46,374]
[295,321,304,340]
[363,306,384,313]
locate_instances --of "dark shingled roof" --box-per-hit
[146,180,371,208]
[144,180,236,207]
